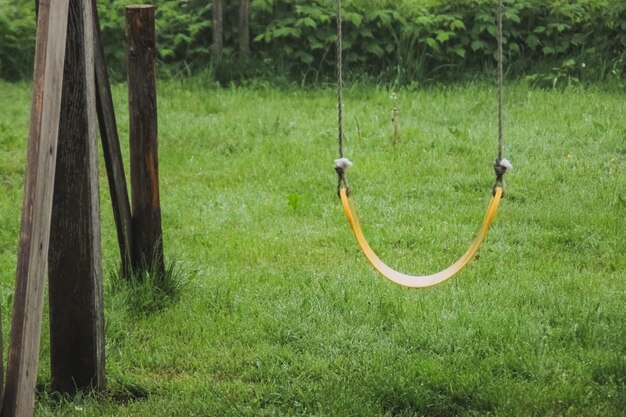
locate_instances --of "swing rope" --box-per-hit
[334,0,510,288]
[493,0,510,194]
[334,0,349,196]
[497,0,504,162]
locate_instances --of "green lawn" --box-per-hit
[0,79,624,416]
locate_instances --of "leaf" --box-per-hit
[366,43,385,57]
[296,52,314,65]
[525,34,541,48]
[299,17,317,29]
[173,33,192,46]
[345,12,364,27]
[160,48,175,59]
[436,31,452,43]
[426,37,439,50]
[450,20,465,30]
[308,37,325,50]
[416,15,432,25]
[370,10,392,26]
[360,27,374,38]
[452,47,466,58]
[272,27,300,38]
[471,40,487,51]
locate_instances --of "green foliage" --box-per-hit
[0,1,36,81]
[1,0,625,83]
[96,0,213,79]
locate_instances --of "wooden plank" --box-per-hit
[48,0,105,394]
[0,302,3,412]
[127,5,165,276]
[2,1,70,416]
[92,0,133,277]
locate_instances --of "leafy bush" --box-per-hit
[251,0,626,84]
[1,0,625,84]
[0,1,36,81]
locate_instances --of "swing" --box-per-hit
[334,0,511,288]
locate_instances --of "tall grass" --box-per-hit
[0,78,624,416]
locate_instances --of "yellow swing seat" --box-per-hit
[339,186,503,288]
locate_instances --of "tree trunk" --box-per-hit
[238,0,250,59]
[212,0,224,58]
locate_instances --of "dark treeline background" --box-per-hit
[1,0,625,86]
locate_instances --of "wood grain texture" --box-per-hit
[48,0,105,394]
[2,1,70,416]
[93,0,133,277]
[126,5,165,275]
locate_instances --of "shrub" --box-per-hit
[1,0,624,84]
[0,1,36,81]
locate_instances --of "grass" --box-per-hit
[0,78,624,416]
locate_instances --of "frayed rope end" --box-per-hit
[498,158,512,170]
[334,157,353,171]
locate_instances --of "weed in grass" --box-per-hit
[108,258,189,315]
[390,91,400,147]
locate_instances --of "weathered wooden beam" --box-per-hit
[92,0,133,277]
[0,318,3,412]
[48,0,105,394]
[126,5,165,276]
[2,1,70,416]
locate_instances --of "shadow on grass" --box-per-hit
[36,381,150,411]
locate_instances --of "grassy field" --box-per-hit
[0,79,624,416]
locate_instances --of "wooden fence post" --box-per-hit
[92,0,133,277]
[2,0,70,415]
[126,5,165,276]
[47,0,106,394]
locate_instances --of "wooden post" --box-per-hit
[92,0,133,277]
[126,5,165,276]
[2,0,70,415]
[0,318,3,411]
[48,0,105,394]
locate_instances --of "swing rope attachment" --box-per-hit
[334,157,352,197]
[334,0,349,197]
[493,0,512,195]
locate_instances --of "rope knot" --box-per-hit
[334,157,352,173]
[493,158,512,196]
[334,158,352,197]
